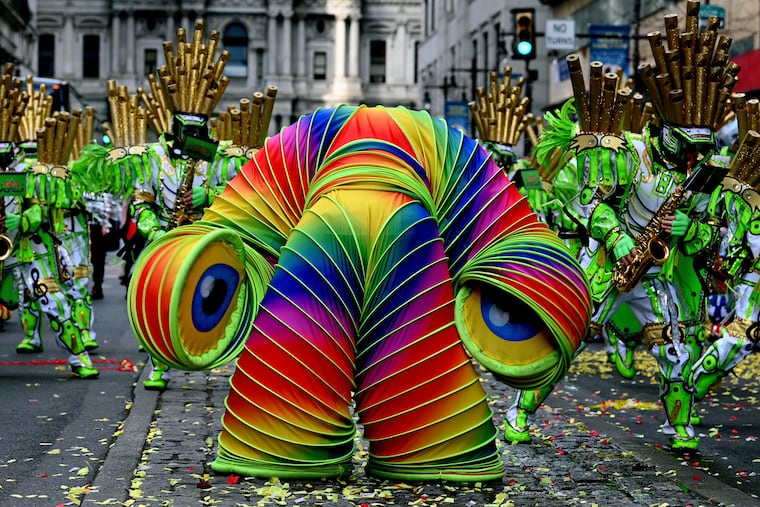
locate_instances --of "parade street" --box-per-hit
[0,260,756,506]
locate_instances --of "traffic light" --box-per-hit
[511,8,536,61]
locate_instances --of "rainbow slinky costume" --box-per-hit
[128,105,591,481]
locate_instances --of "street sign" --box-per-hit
[699,4,725,29]
[545,19,575,50]
[590,24,630,76]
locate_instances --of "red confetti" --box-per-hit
[36,473,48,478]
[227,474,240,484]
[693,474,702,481]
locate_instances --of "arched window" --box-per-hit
[223,23,248,78]
[38,33,55,77]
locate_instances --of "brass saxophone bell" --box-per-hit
[0,234,13,261]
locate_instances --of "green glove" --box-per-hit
[527,187,547,213]
[5,213,20,231]
[613,234,635,261]
[191,186,207,209]
[671,210,691,237]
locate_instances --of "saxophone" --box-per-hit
[0,195,13,261]
[165,157,198,231]
[611,182,687,293]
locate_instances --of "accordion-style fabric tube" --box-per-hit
[128,105,591,481]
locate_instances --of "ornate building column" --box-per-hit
[126,9,135,75]
[111,12,121,74]
[63,13,74,76]
[282,13,292,76]
[267,14,277,75]
[334,14,346,79]
[347,14,360,79]
[296,15,306,78]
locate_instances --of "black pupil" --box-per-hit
[201,279,228,315]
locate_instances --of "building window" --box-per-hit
[83,34,100,78]
[144,48,157,76]
[38,33,55,77]
[370,40,386,83]
[313,51,326,80]
[223,23,248,78]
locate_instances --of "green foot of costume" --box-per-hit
[661,380,698,451]
[503,385,555,444]
[18,301,43,354]
[16,337,43,353]
[70,352,99,379]
[144,360,171,391]
[606,328,637,379]
[503,411,531,444]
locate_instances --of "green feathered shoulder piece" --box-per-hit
[535,99,577,170]
[70,143,110,196]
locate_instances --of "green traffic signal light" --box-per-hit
[512,8,536,60]
[516,40,533,56]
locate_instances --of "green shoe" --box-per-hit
[71,364,99,379]
[144,369,169,391]
[503,411,531,444]
[16,338,43,354]
[144,377,168,391]
[668,424,699,451]
[84,338,99,351]
[670,435,700,450]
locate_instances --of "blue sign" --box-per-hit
[557,58,570,82]
[445,100,471,136]
[589,24,630,77]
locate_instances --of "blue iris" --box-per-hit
[480,291,543,342]
[192,264,240,332]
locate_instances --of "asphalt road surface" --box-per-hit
[0,258,145,505]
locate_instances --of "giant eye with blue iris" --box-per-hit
[480,289,544,342]
[192,264,240,332]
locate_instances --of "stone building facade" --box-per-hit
[31,0,422,133]
[417,0,759,146]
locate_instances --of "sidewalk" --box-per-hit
[82,355,759,507]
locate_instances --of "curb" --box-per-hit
[83,361,159,505]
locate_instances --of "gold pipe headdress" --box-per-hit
[69,107,96,161]
[566,55,635,137]
[213,85,278,150]
[639,0,738,128]
[35,110,82,166]
[0,64,29,143]
[140,19,230,135]
[18,75,53,143]
[728,93,760,154]
[469,67,530,146]
[106,80,148,146]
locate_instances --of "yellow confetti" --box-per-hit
[47,449,60,455]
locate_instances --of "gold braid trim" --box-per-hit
[73,266,91,279]
[642,322,668,347]
[133,189,156,204]
[39,278,60,293]
[726,317,756,343]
